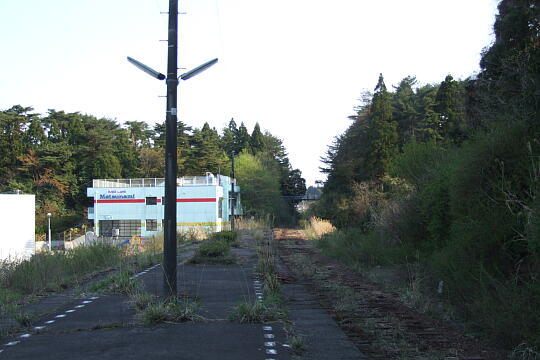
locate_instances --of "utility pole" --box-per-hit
[230,152,235,231]
[127,0,217,299]
[164,0,179,298]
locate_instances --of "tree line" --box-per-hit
[312,0,540,349]
[0,110,305,232]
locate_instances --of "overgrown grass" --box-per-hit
[88,270,139,294]
[0,237,163,314]
[1,243,123,297]
[300,216,336,240]
[316,228,412,268]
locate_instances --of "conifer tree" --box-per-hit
[235,122,251,153]
[366,74,399,178]
[221,118,238,156]
[185,123,228,175]
[250,122,265,154]
[435,75,465,143]
[392,76,418,146]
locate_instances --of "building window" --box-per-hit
[99,220,141,238]
[146,219,157,231]
[146,197,157,205]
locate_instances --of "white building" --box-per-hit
[0,194,35,260]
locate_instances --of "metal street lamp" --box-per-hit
[230,151,236,231]
[127,3,218,298]
[47,213,52,252]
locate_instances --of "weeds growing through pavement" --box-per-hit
[228,299,284,323]
[139,296,204,325]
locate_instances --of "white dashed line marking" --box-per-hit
[45,320,55,324]
[282,344,291,348]
[65,310,76,313]
[82,301,92,304]
[264,333,275,339]
[89,297,99,300]
[75,305,85,308]
[4,341,20,346]
[55,314,66,318]
[33,326,45,330]
[19,334,31,339]
[263,326,272,331]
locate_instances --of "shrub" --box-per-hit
[210,231,238,247]
[197,240,230,257]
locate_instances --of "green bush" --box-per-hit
[197,239,230,257]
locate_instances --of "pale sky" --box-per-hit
[0,0,499,185]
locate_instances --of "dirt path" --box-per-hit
[274,228,506,360]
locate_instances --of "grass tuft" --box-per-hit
[140,297,203,325]
[228,300,284,323]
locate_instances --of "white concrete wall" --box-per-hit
[0,194,35,260]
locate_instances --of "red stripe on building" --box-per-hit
[95,199,145,203]
[94,198,216,203]
[177,198,216,203]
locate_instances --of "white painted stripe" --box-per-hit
[65,310,75,313]
[55,314,66,318]
[33,326,45,330]
[263,326,272,331]
[19,334,31,338]
[5,341,20,346]
[266,349,277,355]
[45,320,55,324]
[89,296,99,300]
[264,342,276,347]
[75,305,85,308]
[82,301,92,304]
[264,334,275,339]
[282,344,291,348]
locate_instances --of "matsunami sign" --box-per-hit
[99,190,135,200]
[99,194,136,200]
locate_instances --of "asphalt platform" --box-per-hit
[0,231,365,359]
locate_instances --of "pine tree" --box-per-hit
[235,122,251,153]
[250,123,265,154]
[185,123,228,175]
[478,0,540,123]
[435,75,466,143]
[366,74,399,178]
[392,76,418,146]
[221,118,238,156]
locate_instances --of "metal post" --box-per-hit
[230,152,235,231]
[47,213,52,252]
[163,0,179,298]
